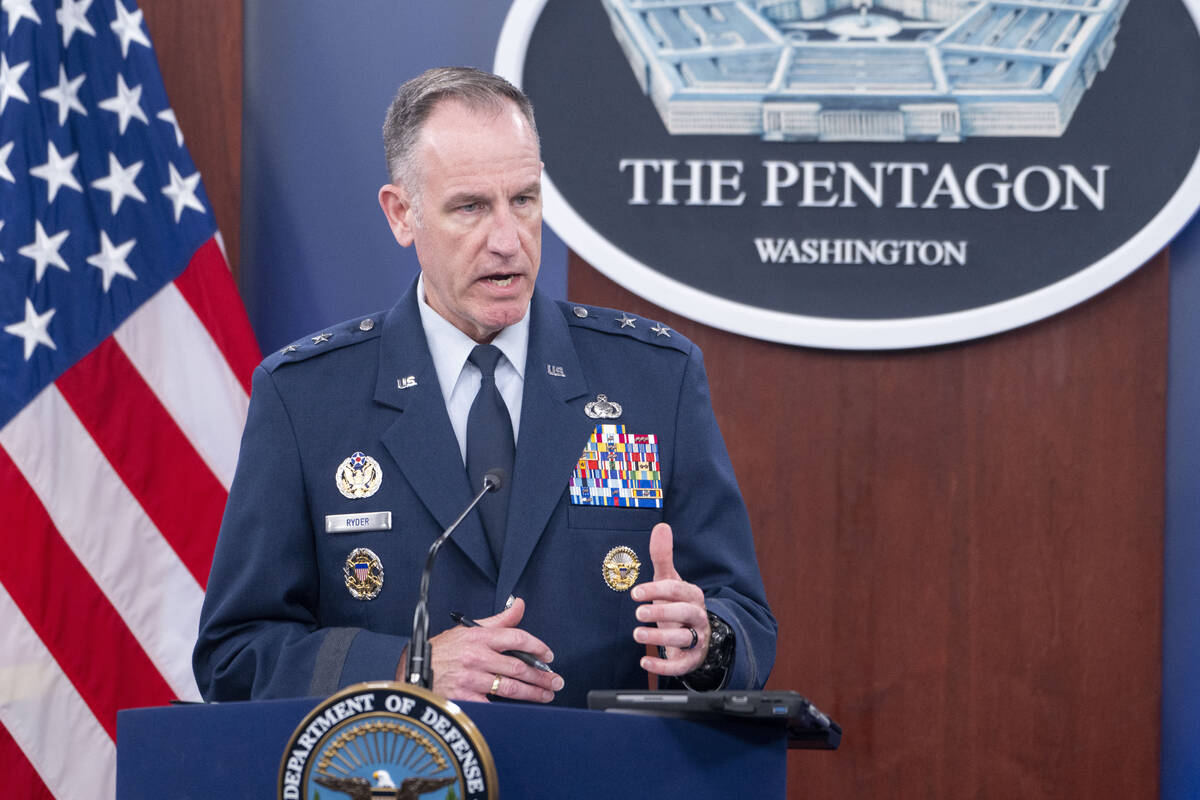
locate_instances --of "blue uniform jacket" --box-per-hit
[193,280,776,707]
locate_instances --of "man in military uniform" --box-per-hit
[193,67,776,707]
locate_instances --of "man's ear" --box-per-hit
[378,183,416,247]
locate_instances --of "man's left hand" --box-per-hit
[631,523,710,676]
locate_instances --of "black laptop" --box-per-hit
[586,689,841,750]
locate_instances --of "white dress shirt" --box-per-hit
[415,274,528,465]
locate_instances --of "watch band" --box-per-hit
[681,611,734,691]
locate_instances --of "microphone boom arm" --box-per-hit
[404,470,504,688]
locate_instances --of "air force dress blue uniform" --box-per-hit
[193,280,776,707]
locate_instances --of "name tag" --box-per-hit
[325,511,392,533]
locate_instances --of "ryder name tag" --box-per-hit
[325,511,393,533]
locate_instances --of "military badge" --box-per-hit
[569,424,664,509]
[344,547,384,600]
[336,451,383,499]
[279,682,498,800]
[584,394,623,419]
[602,545,641,591]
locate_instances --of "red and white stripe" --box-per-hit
[0,239,259,798]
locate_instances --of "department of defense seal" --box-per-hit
[344,547,384,600]
[336,451,383,499]
[602,545,641,591]
[278,681,498,800]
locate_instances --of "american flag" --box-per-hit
[0,0,259,796]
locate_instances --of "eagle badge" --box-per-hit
[344,547,384,600]
[602,545,641,592]
[336,451,383,499]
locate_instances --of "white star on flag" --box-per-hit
[29,141,83,203]
[0,140,14,183]
[156,108,184,147]
[56,0,96,47]
[91,152,146,214]
[162,162,204,221]
[2,0,40,35]
[17,220,71,282]
[0,53,30,113]
[109,0,150,58]
[4,298,57,360]
[86,231,137,292]
[98,73,147,134]
[39,65,88,125]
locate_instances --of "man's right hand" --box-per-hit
[409,597,563,703]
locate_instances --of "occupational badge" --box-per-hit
[584,394,623,419]
[344,547,384,600]
[336,451,383,499]
[602,545,641,591]
[278,682,498,800]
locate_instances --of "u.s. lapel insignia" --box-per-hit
[585,394,622,419]
[336,451,383,499]
[344,547,384,600]
[397,375,418,390]
[602,546,641,591]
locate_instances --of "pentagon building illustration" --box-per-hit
[602,0,1128,141]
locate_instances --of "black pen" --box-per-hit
[449,611,554,673]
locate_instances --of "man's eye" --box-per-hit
[513,196,531,207]
[459,202,480,213]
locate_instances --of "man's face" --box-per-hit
[379,99,542,343]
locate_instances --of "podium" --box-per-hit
[117,696,787,797]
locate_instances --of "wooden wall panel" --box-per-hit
[140,0,242,278]
[570,251,1167,798]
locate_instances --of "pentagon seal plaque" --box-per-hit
[279,682,498,799]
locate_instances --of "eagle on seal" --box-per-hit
[313,770,457,799]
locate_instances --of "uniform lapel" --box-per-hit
[495,292,594,604]
[374,282,497,583]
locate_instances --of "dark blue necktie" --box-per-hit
[465,344,514,564]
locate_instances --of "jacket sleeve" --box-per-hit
[192,365,407,701]
[667,343,777,690]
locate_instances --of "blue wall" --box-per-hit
[240,1,565,353]
[1164,210,1200,798]
[241,5,1200,793]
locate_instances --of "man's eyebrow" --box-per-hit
[514,181,541,197]
[443,191,488,208]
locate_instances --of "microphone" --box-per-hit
[404,469,505,688]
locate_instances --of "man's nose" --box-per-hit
[488,208,521,257]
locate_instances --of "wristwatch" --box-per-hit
[681,611,734,691]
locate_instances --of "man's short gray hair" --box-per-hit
[382,67,539,192]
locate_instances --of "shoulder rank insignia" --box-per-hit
[336,451,383,499]
[344,547,384,600]
[569,424,663,509]
[585,394,622,419]
[602,546,641,591]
